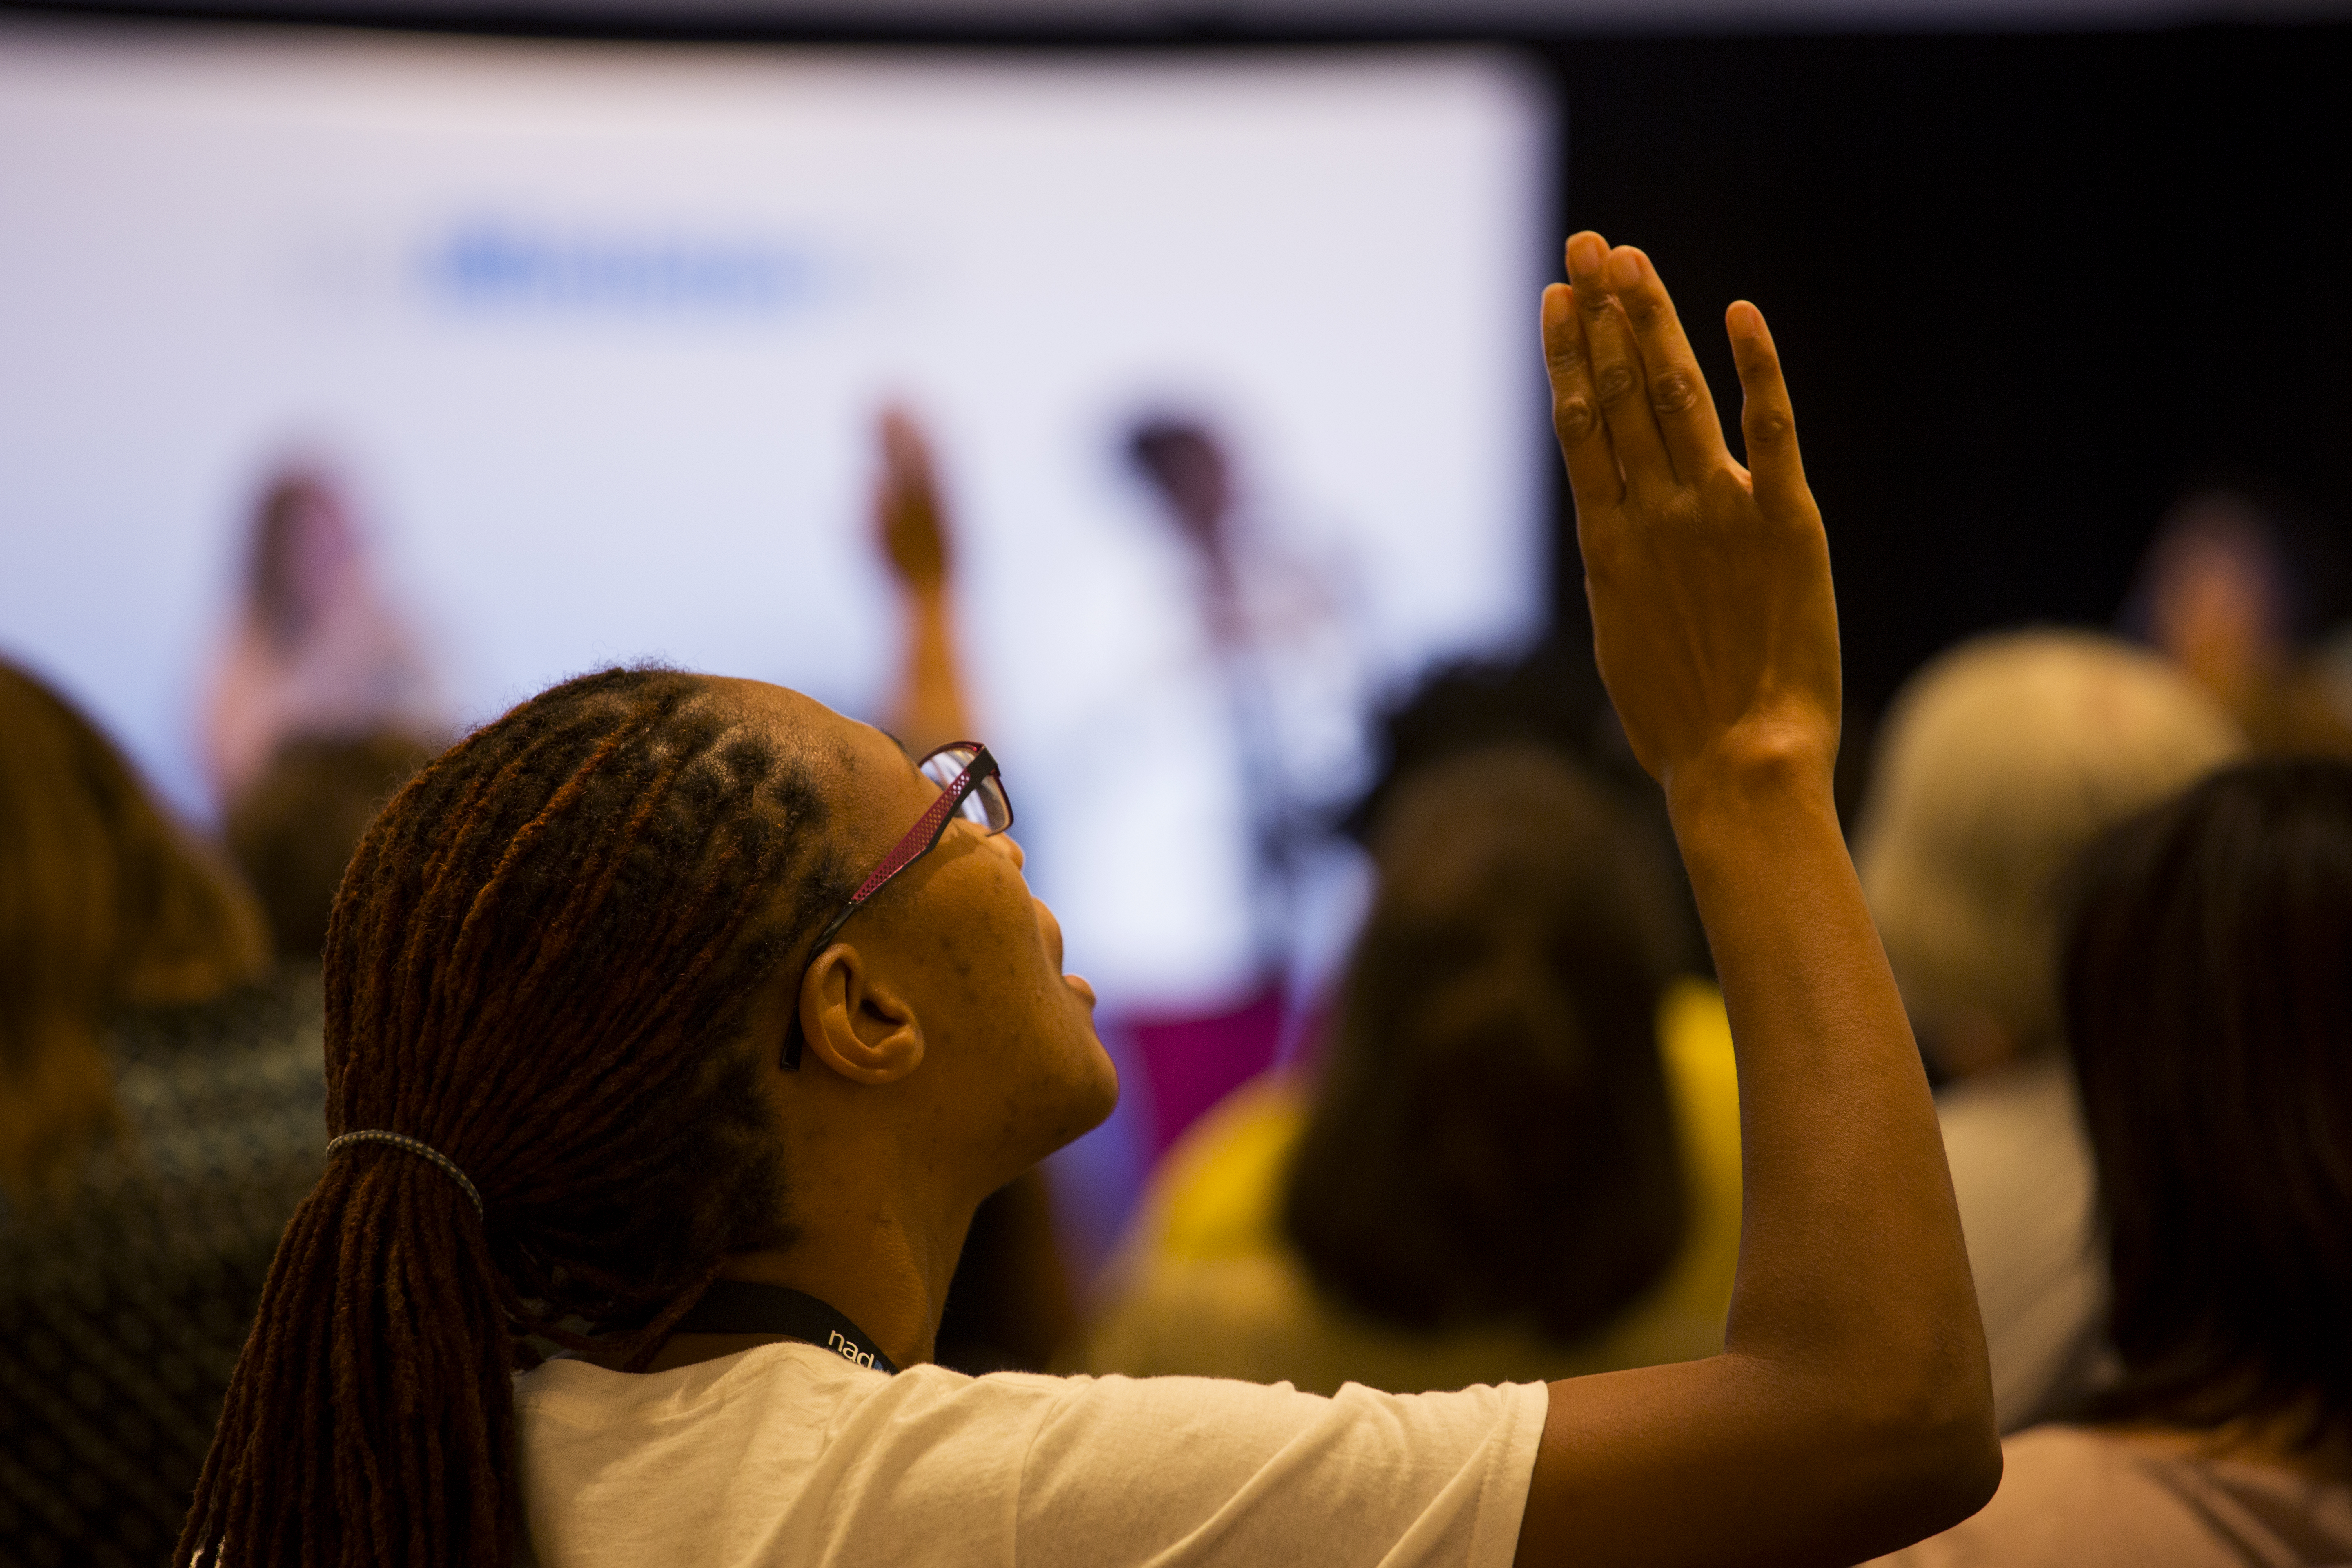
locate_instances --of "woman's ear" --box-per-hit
[798,942,925,1084]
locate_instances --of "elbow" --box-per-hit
[1887,1385,2003,1537]
[1844,1350,2004,1546]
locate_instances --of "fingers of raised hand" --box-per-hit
[1726,301,1813,520]
[874,406,950,583]
[1566,232,1676,499]
[1543,282,1623,513]
[880,410,934,498]
[1605,247,1732,483]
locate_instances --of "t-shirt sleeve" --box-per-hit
[1009,1372,1546,1568]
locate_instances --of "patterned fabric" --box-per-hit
[0,969,325,1568]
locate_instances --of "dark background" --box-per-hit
[1537,24,2352,733]
[15,3,2352,725]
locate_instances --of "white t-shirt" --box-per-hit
[514,1342,1548,1568]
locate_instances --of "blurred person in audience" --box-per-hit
[203,466,440,807]
[0,658,324,1565]
[2129,488,2352,756]
[226,729,437,967]
[1342,631,1706,969]
[1872,759,2352,1565]
[175,236,2000,1568]
[871,405,1080,1374]
[1079,715,1738,1394]
[1857,630,2245,1430]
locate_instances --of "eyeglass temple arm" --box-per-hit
[781,755,990,1070]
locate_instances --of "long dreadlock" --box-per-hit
[177,667,851,1568]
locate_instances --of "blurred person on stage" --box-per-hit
[202,467,441,808]
[1856,630,2244,1430]
[1125,417,1371,963]
[0,658,324,1564]
[1120,417,1378,1151]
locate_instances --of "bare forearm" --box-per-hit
[1667,755,1980,1385]
[1520,762,1994,1567]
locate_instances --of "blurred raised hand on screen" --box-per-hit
[875,404,953,595]
[870,405,973,759]
[1541,232,1839,808]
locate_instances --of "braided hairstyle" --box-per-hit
[178,667,851,1568]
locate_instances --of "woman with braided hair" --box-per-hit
[181,235,2000,1568]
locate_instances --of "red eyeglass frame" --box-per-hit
[780,742,1010,1070]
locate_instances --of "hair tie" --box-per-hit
[327,1130,485,1218]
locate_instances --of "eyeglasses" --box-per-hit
[781,741,1013,1069]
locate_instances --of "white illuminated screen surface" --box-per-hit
[0,27,1552,1008]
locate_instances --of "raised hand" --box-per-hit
[1541,232,1840,807]
[875,405,952,593]
[869,405,974,754]
[1517,237,1996,1568]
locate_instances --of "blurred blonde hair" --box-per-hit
[0,661,270,1195]
[1857,631,2245,1058]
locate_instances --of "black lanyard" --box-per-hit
[668,1281,900,1375]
